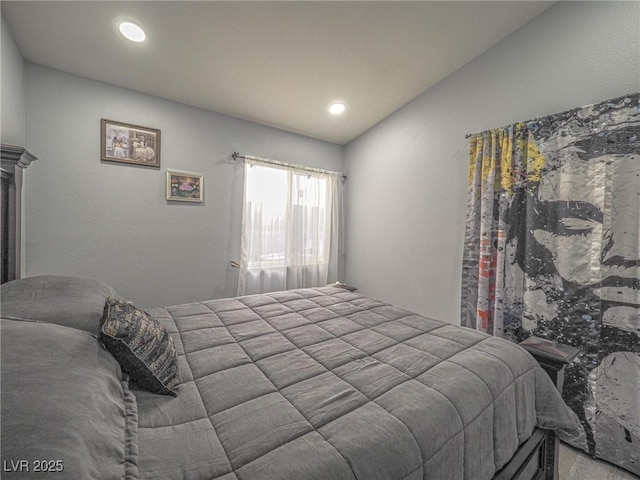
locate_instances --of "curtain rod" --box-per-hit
[231,152,347,180]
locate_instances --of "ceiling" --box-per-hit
[2,1,554,145]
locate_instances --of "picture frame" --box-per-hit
[166,170,204,203]
[101,118,161,168]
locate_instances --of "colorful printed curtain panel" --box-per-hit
[462,92,639,475]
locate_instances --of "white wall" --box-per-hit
[24,65,342,308]
[343,1,640,322]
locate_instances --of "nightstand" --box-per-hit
[519,336,580,393]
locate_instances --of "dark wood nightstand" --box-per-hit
[519,336,580,394]
[517,336,580,480]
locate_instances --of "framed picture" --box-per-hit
[101,118,160,168]
[167,170,204,203]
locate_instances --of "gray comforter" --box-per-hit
[134,287,581,480]
[1,277,582,480]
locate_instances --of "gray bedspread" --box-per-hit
[134,287,581,480]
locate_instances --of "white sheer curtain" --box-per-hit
[238,158,344,296]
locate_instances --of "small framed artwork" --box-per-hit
[167,170,204,203]
[101,118,161,168]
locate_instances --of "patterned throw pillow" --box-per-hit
[100,297,180,396]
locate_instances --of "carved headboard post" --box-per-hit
[1,144,37,284]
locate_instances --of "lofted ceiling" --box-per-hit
[2,1,554,145]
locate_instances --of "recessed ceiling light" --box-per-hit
[328,103,346,115]
[119,21,146,43]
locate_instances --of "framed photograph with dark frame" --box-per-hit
[101,118,161,168]
[166,170,204,203]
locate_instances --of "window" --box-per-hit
[239,159,343,295]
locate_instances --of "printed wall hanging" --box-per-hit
[166,170,204,203]
[101,119,160,168]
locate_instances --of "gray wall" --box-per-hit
[343,1,640,322]
[24,65,342,308]
[1,14,26,146]
[14,2,640,315]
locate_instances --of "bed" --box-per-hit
[0,275,583,480]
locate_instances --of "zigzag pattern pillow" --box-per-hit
[100,297,180,396]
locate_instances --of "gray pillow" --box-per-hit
[0,275,122,335]
[100,297,181,396]
[0,318,139,479]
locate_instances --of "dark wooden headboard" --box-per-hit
[1,144,37,284]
